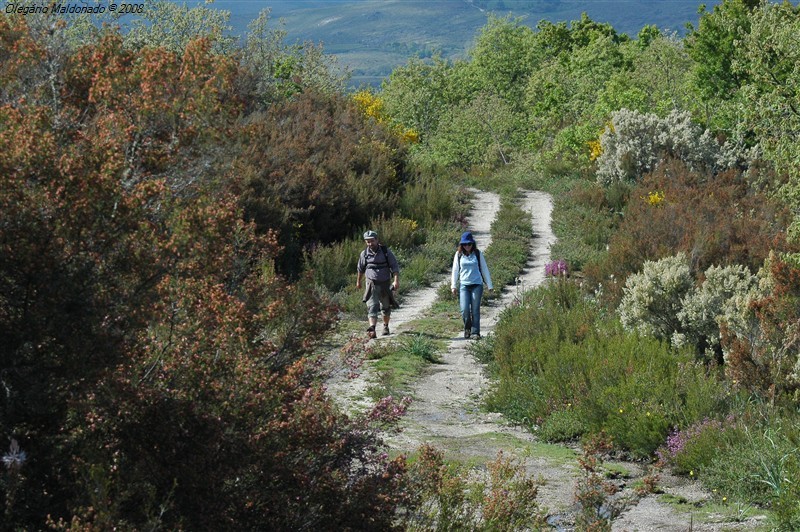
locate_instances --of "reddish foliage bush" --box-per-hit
[721,255,800,401]
[234,89,409,274]
[585,158,790,306]
[1,22,412,529]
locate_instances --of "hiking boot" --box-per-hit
[471,333,482,340]
[464,328,471,339]
[382,325,390,336]
[367,325,376,339]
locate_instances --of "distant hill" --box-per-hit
[212,0,718,87]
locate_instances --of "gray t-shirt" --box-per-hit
[357,245,399,282]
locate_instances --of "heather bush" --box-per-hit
[0,23,418,529]
[398,174,465,227]
[657,417,742,475]
[372,215,426,251]
[306,237,364,293]
[236,89,408,275]
[489,281,728,457]
[617,253,694,342]
[538,407,587,443]
[549,179,619,272]
[595,108,731,186]
[585,160,788,307]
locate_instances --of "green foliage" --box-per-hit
[400,333,441,363]
[488,281,729,457]
[242,9,349,104]
[468,15,538,105]
[598,33,693,117]
[703,420,800,512]
[685,0,756,107]
[483,198,532,294]
[381,56,459,140]
[429,91,522,168]
[735,2,800,250]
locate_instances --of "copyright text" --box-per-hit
[5,2,145,15]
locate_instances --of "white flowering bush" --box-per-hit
[618,253,694,341]
[673,264,760,359]
[596,108,728,186]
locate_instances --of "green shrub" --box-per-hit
[658,417,742,475]
[306,238,364,293]
[372,215,426,251]
[538,408,587,443]
[398,175,462,227]
[400,333,440,363]
[488,281,730,457]
[703,421,800,510]
[549,180,618,272]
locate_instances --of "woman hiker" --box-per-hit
[451,231,493,340]
[356,230,400,338]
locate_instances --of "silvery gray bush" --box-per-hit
[596,108,736,186]
[673,264,760,360]
[619,254,765,362]
[618,253,694,341]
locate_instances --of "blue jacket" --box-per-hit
[451,249,493,289]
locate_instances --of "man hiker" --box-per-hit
[356,230,400,338]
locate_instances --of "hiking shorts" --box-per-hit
[366,281,393,319]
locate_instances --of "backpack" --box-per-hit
[457,248,485,284]
[363,245,394,271]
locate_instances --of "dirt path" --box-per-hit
[327,190,766,531]
[383,190,557,448]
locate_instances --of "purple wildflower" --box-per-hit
[545,259,569,277]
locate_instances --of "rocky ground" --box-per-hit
[326,190,767,531]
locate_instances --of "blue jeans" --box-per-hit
[459,284,483,334]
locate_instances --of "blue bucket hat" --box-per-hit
[459,231,475,245]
